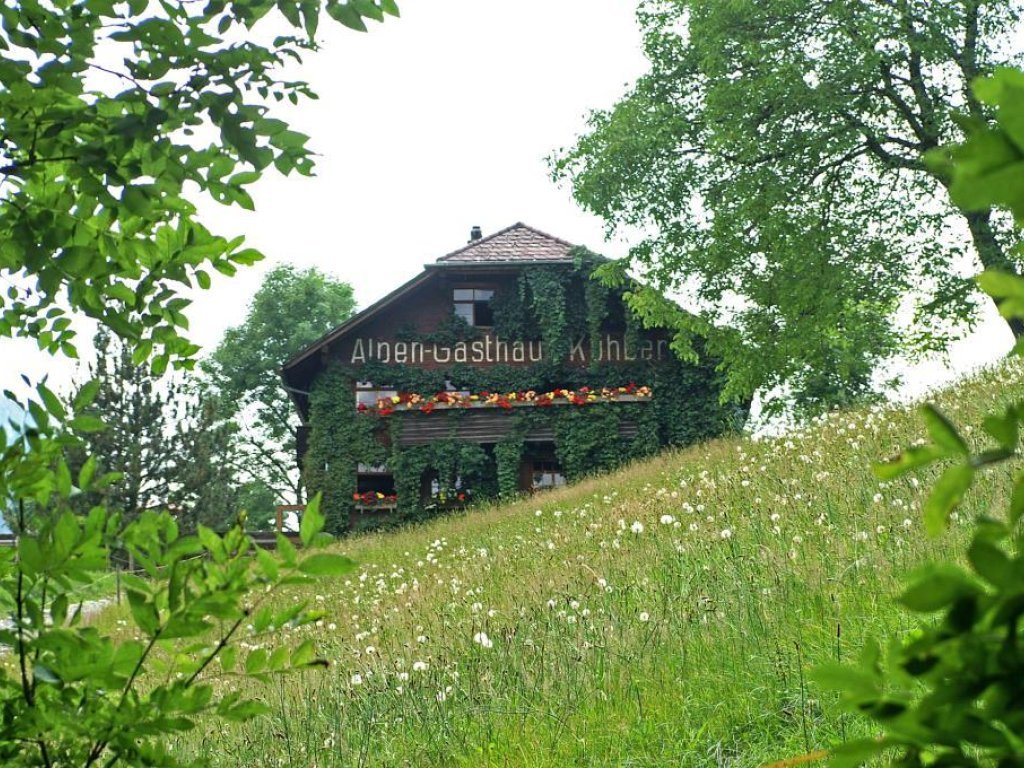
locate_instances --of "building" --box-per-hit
[281,223,736,532]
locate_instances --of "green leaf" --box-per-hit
[220,699,271,721]
[298,553,354,576]
[921,405,968,455]
[276,533,297,567]
[981,407,1020,449]
[291,639,318,668]
[248,552,274,585]
[923,463,975,536]
[78,454,98,490]
[70,415,106,433]
[326,2,368,31]
[968,538,1013,588]
[127,589,160,636]
[73,379,101,411]
[220,645,237,673]
[55,459,72,497]
[900,564,978,612]
[37,382,65,420]
[873,443,945,480]
[229,171,261,186]
[1012,475,1024,525]
[244,648,268,674]
[299,493,324,547]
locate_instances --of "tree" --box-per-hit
[0,0,396,369]
[0,2,396,764]
[553,0,1023,415]
[813,67,1024,768]
[205,264,356,504]
[71,330,248,530]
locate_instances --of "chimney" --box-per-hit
[469,225,482,242]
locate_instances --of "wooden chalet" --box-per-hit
[281,223,725,525]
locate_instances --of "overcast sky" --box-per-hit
[0,0,1014,400]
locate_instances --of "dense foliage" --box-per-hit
[0,0,399,764]
[0,0,396,371]
[553,0,1023,415]
[205,264,356,505]
[68,330,245,532]
[813,68,1024,767]
[303,256,740,533]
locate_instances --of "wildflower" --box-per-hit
[720,528,733,540]
[473,632,494,649]
[630,521,644,534]
[412,661,428,672]
[660,514,675,525]
[639,612,650,622]
[350,673,363,686]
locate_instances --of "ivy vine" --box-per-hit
[301,256,742,529]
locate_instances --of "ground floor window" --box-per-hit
[355,466,396,509]
[531,460,566,490]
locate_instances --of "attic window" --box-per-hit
[453,288,495,327]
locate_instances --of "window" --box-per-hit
[532,461,566,490]
[453,288,495,327]
[355,381,397,409]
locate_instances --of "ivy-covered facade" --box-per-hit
[281,223,740,533]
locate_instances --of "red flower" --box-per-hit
[571,395,586,406]
[421,402,435,414]
[356,403,367,412]
[378,407,394,416]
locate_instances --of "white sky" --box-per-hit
[0,0,1015,401]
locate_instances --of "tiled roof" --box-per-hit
[436,222,576,264]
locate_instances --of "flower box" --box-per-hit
[356,385,653,416]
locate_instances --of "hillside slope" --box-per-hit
[176,361,1022,767]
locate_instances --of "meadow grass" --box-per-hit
[159,361,1023,767]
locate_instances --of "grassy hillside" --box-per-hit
[169,361,1022,767]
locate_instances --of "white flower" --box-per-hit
[720,528,733,539]
[416,635,428,643]
[365,646,376,655]
[630,521,644,534]
[638,612,650,623]
[660,514,675,525]
[473,631,494,649]
[350,673,363,686]
[398,672,409,681]
[412,661,428,672]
